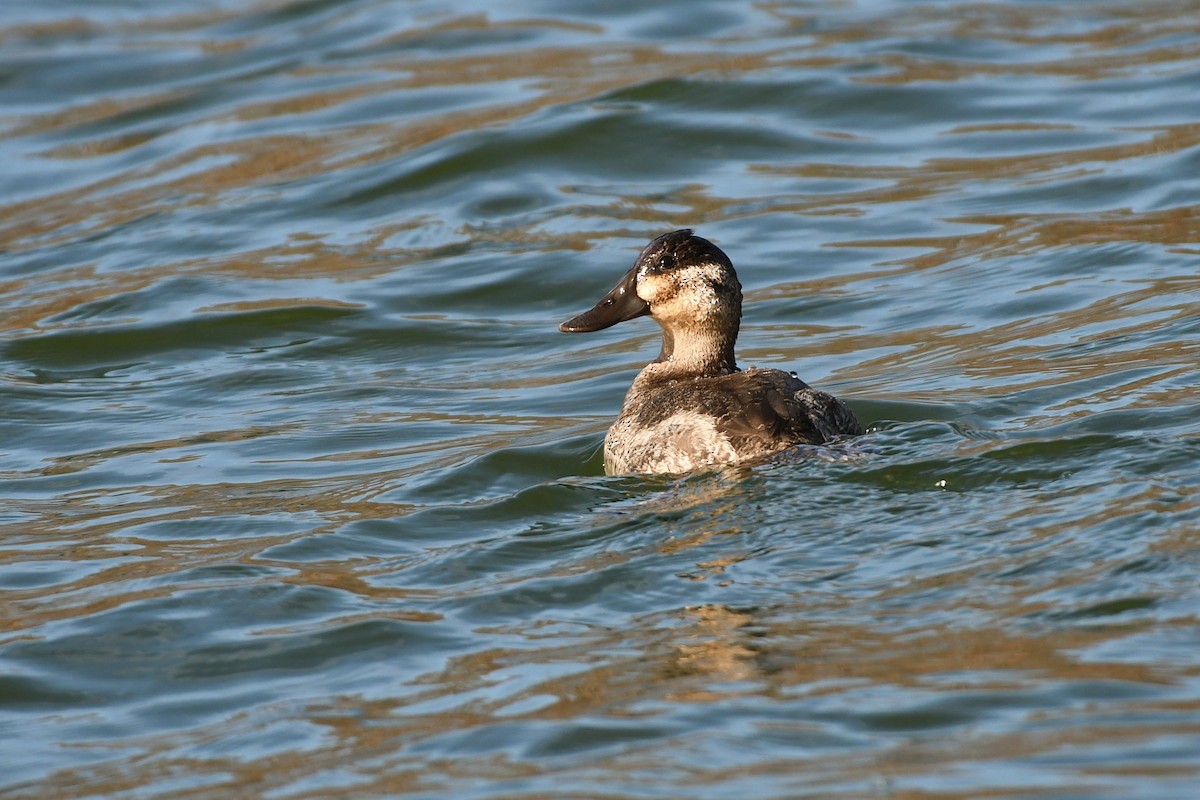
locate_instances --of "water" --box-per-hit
[2,0,1198,797]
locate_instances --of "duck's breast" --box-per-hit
[604,409,740,475]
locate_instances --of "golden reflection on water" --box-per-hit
[26,591,1188,797]
[3,0,1199,796]
[3,1,1195,265]
[8,449,1195,794]
[1,0,1194,428]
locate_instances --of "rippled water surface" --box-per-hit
[2,0,1199,797]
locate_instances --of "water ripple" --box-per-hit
[2,0,1200,797]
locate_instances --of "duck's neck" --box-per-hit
[651,324,739,378]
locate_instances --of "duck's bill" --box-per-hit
[558,266,650,333]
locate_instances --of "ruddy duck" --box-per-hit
[560,229,862,475]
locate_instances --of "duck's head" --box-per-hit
[559,229,742,375]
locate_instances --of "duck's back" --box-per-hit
[604,366,862,475]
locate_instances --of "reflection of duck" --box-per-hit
[560,230,862,475]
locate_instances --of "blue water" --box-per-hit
[2,1,1199,797]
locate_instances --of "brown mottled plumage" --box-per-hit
[560,230,862,475]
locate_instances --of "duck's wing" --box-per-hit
[722,369,862,449]
[786,385,863,441]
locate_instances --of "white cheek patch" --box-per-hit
[638,261,729,312]
[684,262,725,289]
[637,273,672,303]
[654,296,688,320]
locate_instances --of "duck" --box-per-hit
[559,229,862,475]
